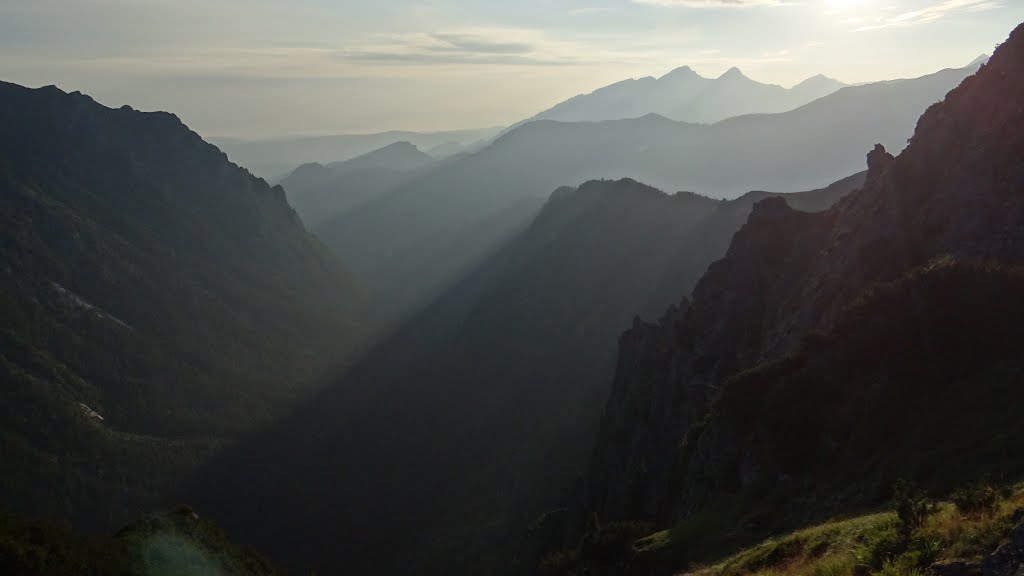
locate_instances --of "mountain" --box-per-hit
[211,126,502,182]
[0,81,361,534]
[426,141,470,159]
[191,173,862,576]
[324,140,433,172]
[526,66,845,125]
[557,22,1024,575]
[280,141,435,228]
[969,53,992,67]
[0,507,280,575]
[315,62,979,330]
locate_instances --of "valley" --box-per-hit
[0,7,1022,576]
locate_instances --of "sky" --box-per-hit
[0,0,1020,139]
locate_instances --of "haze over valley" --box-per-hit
[2,2,1024,575]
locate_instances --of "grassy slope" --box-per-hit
[542,483,1024,576]
[667,485,1024,576]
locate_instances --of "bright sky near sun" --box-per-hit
[1,0,1019,138]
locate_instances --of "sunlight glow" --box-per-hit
[826,0,865,11]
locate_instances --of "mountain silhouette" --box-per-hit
[280,141,435,228]
[315,62,980,332]
[564,22,1024,576]
[525,66,845,125]
[190,173,862,576]
[0,80,361,534]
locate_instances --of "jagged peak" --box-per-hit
[748,194,794,218]
[866,143,895,176]
[660,65,704,81]
[968,54,991,67]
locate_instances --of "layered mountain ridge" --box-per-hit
[561,21,1024,575]
[192,174,863,576]
[318,62,978,332]
[528,65,845,125]
[213,127,500,181]
[280,141,435,228]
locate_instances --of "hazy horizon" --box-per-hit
[1,0,1020,139]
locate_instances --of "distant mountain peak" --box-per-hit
[326,140,433,172]
[661,65,702,80]
[378,140,419,152]
[969,54,991,67]
[799,73,835,83]
[793,74,846,91]
[718,67,747,81]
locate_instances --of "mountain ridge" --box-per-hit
[526,65,845,125]
[556,21,1024,576]
[0,79,362,535]
[280,140,437,229]
[191,173,863,576]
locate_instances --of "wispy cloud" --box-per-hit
[340,29,573,66]
[855,0,1001,31]
[337,27,661,68]
[570,6,617,14]
[632,0,795,7]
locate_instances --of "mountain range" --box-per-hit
[553,21,1024,576]
[526,66,846,125]
[0,19,1020,576]
[300,60,982,332]
[212,127,501,182]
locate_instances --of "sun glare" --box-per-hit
[826,0,865,10]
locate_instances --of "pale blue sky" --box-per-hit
[1,0,1020,138]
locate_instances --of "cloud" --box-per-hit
[632,0,794,7]
[337,27,670,68]
[569,6,617,14]
[428,33,535,55]
[339,28,582,66]
[854,0,1001,31]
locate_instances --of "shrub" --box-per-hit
[893,480,934,538]
[951,482,998,517]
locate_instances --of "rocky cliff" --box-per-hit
[574,21,1024,573]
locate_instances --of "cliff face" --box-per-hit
[583,21,1024,546]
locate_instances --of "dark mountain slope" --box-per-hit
[0,81,361,533]
[320,63,976,330]
[566,22,1024,575]
[280,141,434,228]
[194,174,859,576]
